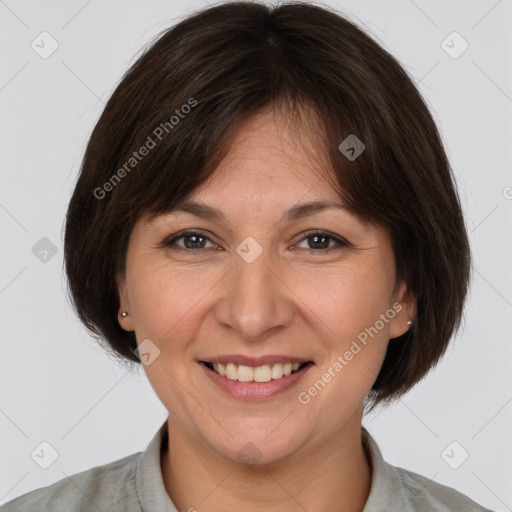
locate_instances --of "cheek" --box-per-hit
[127,261,226,364]
[296,278,392,432]
[127,264,194,348]
[297,262,394,345]
[127,265,211,423]
[295,263,393,405]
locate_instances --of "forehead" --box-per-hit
[140,107,378,231]
[189,108,338,203]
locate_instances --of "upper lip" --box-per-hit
[200,355,312,366]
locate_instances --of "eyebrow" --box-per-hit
[166,199,351,225]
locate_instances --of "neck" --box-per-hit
[161,413,372,512]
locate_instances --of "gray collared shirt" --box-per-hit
[1,419,493,511]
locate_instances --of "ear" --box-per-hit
[388,280,416,340]
[116,273,135,332]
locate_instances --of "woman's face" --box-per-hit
[118,109,414,465]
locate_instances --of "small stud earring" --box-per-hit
[121,311,128,319]
[407,320,412,325]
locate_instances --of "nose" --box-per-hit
[214,242,295,341]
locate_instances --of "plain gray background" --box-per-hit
[1,0,511,510]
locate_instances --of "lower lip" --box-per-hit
[200,362,314,400]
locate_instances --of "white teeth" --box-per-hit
[282,363,292,376]
[254,365,271,382]
[209,361,306,382]
[213,363,226,376]
[225,363,238,380]
[237,365,254,382]
[271,363,284,380]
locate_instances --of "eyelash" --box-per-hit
[162,230,349,254]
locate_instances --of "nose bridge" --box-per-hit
[215,238,293,340]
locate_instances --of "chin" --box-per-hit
[205,425,308,467]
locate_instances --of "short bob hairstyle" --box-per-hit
[63,0,471,411]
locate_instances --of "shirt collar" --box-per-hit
[136,419,406,512]
[136,419,176,512]
[361,426,412,511]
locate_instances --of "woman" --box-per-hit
[1,1,493,511]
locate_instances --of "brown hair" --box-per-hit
[63,0,471,411]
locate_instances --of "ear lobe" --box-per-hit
[389,281,416,340]
[116,273,135,332]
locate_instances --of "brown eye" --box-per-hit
[164,231,216,250]
[296,231,348,251]
[162,230,348,253]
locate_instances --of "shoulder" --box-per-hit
[395,465,494,511]
[361,427,494,512]
[0,451,142,512]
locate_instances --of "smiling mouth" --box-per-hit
[201,361,312,383]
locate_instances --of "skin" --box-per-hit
[117,108,415,512]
